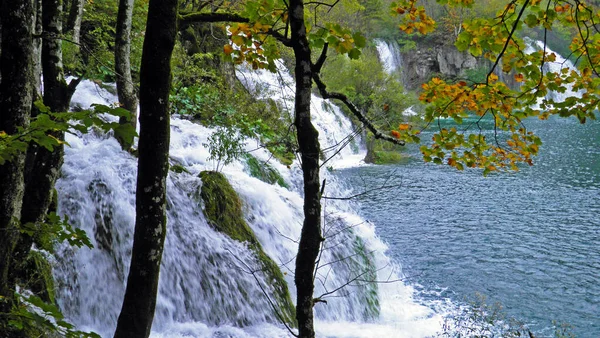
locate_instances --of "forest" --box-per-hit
[0,0,599,337]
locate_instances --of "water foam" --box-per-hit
[53,64,444,337]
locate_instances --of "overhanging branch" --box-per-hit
[179,12,292,47]
[179,12,249,24]
[311,51,405,146]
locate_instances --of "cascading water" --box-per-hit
[524,39,583,104]
[374,40,418,118]
[52,62,444,337]
[375,39,403,76]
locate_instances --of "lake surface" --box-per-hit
[339,117,600,336]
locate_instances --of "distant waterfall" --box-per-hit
[52,63,444,337]
[524,39,583,104]
[375,39,403,76]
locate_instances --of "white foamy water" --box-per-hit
[52,64,445,337]
[524,39,583,105]
[375,39,403,75]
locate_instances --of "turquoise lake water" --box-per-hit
[340,117,600,336]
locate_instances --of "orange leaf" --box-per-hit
[514,73,524,83]
[223,44,234,55]
[399,123,411,131]
[391,130,401,139]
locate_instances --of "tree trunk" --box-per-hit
[66,0,83,44]
[20,0,69,228]
[289,1,322,337]
[113,0,177,336]
[115,0,138,149]
[0,0,35,324]
[33,0,43,96]
[16,0,78,276]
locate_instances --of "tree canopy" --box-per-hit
[391,0,599,174]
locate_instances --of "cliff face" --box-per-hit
[399,44,478,90]
[385,40,520,91]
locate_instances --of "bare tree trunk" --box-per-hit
[113,0,178,336]
[289,0,322,337]
[0,0,35,326]
[115,0,138,149]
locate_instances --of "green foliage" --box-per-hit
[0,102,136,166]
[68,0,148,80]
[389,0,600,172]
[244,154,288,188]
[321,47,416,127]
[198,171,296,326]
[19,212,93,250]
[370,150,405,164]
[171,48,295,165]
[20,251,56,305]
[203,126,246,172]
[9,294,99,338]
[309,24,367,59]
[463,66,488,84]
[170,164,191,174]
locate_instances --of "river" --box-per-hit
[339,116,600,337]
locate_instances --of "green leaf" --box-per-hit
[352,32,366,48]
[348,48,361,60]
[524,14,539,27]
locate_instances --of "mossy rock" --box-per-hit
[199,171,296,327]
[244,154,288,188]
[366,150,406,164]
[170,163,191,174]
[352,236,380,319]
[20,251,56,305]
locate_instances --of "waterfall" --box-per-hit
[375,39,403,76]
[524,39,582,105]
[52,63,444,337]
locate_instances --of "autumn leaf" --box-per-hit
[514,73,524,83]
[223,44,234,55]
[398,123,411,131]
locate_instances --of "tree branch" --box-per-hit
[311,62,405,146]
[179,12,249,24]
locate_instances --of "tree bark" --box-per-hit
[33,0,43,96]
[66,0,84,44]
[289,1,322,337]
[115,0,138,149]
[0,0,35,323]
[16,0,80,277]
[113,0,178,336]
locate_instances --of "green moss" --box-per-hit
[170,164,191,174]
[21,251,56,305]
[199,171,296,326]
[351,236,380,319]
[266,146,295,167]
[244,154,288,188]
[371,150,404,164]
